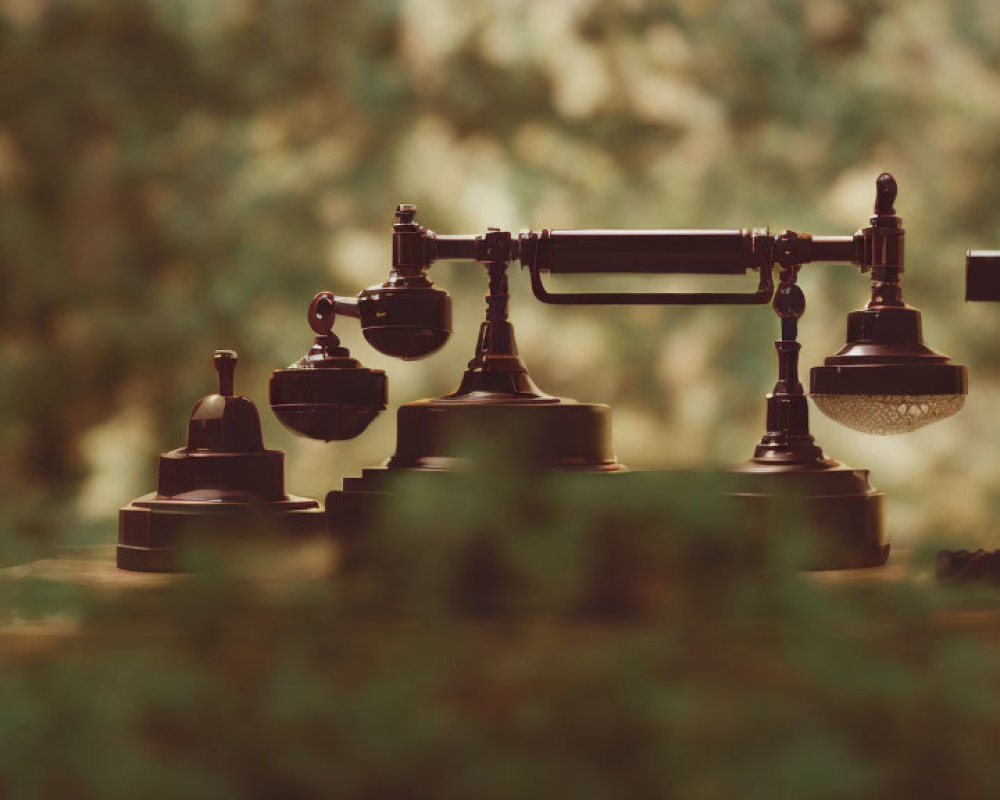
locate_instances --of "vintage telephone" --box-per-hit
[119,173,968,572]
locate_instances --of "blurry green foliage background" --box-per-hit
[6,3,1000,796]
[3,0,1000,543]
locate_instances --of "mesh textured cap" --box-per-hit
[811,393,965,435]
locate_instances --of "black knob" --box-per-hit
[875,172,897,216]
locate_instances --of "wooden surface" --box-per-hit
[2,544,999,662]
[0,541,339,663]
[3,545,179,590]
[1,542,338,588]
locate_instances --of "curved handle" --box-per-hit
[307,292,361,335]
[519,227,775,305]
[308,292,337,335]
[525,261,775,306]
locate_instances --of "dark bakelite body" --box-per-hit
[331,394,621,529]
[270,293,388,441]
[326,237,623,529]
[810,305,967,396]
[355,203,454,361]
[727,465,887,570]
[309,174,961,571]
[270,359,386,441]
[516,173,964,570]
[727,274,887,570]
[118,351,324,572]
[811,176,966,399]
[358,278,452,361]
[383,245,620,473]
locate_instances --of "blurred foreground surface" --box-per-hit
[3,472,1000,797]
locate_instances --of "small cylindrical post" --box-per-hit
[213,350,237,397]
[865,172,905,306]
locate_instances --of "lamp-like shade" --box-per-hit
[811,394,964,435]
[810,305,967,435]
